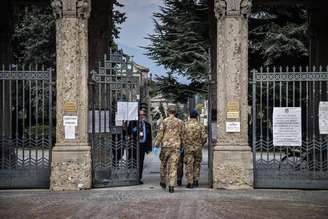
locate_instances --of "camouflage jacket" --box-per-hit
[184,118,207,151]
[155,115,185,149]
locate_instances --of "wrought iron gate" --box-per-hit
[252,66,328,189]
[0,65,54,188]
[89,50,140,187]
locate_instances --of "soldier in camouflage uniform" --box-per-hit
[155,104,185,193]
[184,109,207,188]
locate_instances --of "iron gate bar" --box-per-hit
[252,66,328,189]
[0,64,54,188]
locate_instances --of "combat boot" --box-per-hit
[160,182,166,189]
[193,180,199,187]
[186,183,193,189]
[177,179,182,186]
[168,186,174,193]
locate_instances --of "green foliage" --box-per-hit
[12,1,127,66]
[195,103,203,113]
[146,3,308,102]
[146,3,309,71]
[144,0,209,81]
[148,79,158,98]
[154,73,206,103]
[249,5,309,67]
[13,5,55,65]
[25,125,56,139]
[112,0,127,39]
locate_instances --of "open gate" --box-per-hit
[0,65,54,188]
[252,66,328,189]
[89,50,140,187]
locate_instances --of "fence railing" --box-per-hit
[0,64,55,188]
[251,66,328,189]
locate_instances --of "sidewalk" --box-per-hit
[1,150,328,219]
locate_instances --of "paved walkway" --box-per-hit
[1,188,328,219]
[1,151,328,219]
[142,148,209,187]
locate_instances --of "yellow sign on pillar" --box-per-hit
[227,101,240,119]
[64,102,77,112]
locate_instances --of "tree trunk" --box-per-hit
[88,0,113,71]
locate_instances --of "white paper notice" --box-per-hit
[319,102,328,134]
[127,102,138,120]
[116,101,138,121]
[63,116,78,126]
[273,107,302,146]
[65,126,75,139]
[115,113,123,126]
[226,122,240,132]
[116,102,128,121]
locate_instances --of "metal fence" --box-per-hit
[0,64,54,188]
[252,66,328,189]
[89,50,141,187]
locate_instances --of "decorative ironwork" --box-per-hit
[252,66,328,189]
[253,71,328,82]
[0,71,51,80]
[89,49,140,187]
[0,65,54,188]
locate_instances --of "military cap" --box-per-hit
[167,104,177,112]
[190,109,199,117]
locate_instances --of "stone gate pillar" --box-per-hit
[213,0,253,189]
[50,0,92,191]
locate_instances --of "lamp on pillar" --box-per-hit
[213,0,253,189]
[50,0,92,191]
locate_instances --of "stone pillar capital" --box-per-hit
[214,0,252,19]
[51,0,91,19]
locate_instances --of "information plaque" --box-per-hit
[273,107,302,146]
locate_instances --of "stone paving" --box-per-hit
[1,188,328,219]
[1,151,328,219]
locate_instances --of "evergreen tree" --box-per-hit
[155,73,205,103]
[112,0,127,40]
[146,2,308,101]
[144,0,209,81]
[249,5,308,68]
[12,5,55,65]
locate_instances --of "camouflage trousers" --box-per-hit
[184,149,202,184]
[159,148,179,186]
